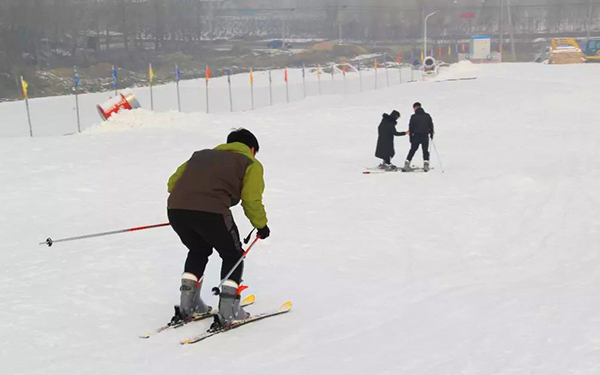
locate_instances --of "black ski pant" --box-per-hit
[406,133,430,162]
[168,209,244,284]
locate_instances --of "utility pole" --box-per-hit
[587,0,594,40]
[507,0,517,62]
[282,18,286,42]
[338,5,346,44]
[208,0,213,40]
[499,0,504,55]
[424,11,439,60]
[338,7,343,44]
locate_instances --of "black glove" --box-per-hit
[430,133,434,139]
[257,225,270,240]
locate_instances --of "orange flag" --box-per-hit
[250,68,254,84]
[374,59,378,71]
[342,64,346,76]
[205,66,211,81]
[284,67,288,83]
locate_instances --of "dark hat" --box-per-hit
[390,110,400,119]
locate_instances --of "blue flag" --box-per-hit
[73,68,80,88]
[302,64,305,78]
[111,65,118,89]
[175,65,182,82]
[226,68,231,83]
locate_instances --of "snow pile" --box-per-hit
[435,60,480,81]
[1,63,600,375]
[86,109,186,133]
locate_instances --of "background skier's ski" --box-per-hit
[363,166,433,174]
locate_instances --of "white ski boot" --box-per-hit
[424,160,430,172]
[173,273,210,322]
[401,160,413,172]
[215,280,250,326]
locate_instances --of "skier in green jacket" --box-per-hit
[167,128,269,326]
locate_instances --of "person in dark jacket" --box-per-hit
[167,128,270,326]
[375,110,409,170]
[403,103,435,172]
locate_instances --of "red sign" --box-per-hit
[396,55,403,64]
[460,12,477,19]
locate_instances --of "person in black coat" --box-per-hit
[403,103,434,172]
[375,110,408,169]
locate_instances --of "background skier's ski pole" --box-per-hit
[212,236,260,295]
[431,139,445,173]
[40,223,170,247]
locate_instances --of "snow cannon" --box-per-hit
[423,56,438,75]
[96,89,141,121]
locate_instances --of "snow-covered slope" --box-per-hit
[1,63,600,375]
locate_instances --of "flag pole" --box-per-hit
[302,63,306,99]
[374,59,378,90]
[74,66,81,133]
[21,76,33,137]
[175,65,182,112]
[342,64,347,95]
[285,67,289,103]
[397,55,403,84]
[317,65,322,95]
[226,68,233,112]
[358,61,363,92]
[112,65,118,96]
[25,98,32,137]
[205,66,210,114]
[331,63,335,94]
[250,68,255,110]
[384,55,390,87]
[269,69,273,106]
[149,63,154,111]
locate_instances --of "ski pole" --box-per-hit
[212,236,260,295]
[243,228,256,244]
[431,139,445,173]
[40,223,171,247]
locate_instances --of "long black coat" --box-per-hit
[375,114,407,159]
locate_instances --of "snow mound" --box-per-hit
[85,109,189,133]
[435,60,480,81]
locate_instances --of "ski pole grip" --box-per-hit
[243,228,256,244]
[40,238,54,247]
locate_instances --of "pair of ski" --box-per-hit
[139,295,292,344]
[363,166,432,174]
